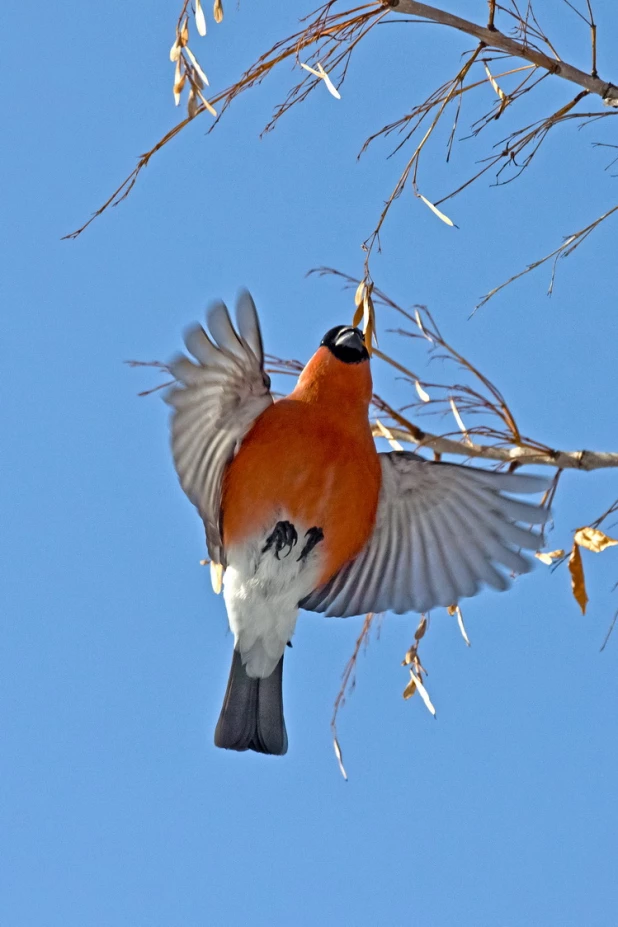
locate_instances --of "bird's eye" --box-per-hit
[263,373,271,390]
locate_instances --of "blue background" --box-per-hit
[3,2,618,924]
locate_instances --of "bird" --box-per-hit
[166,291,550,756]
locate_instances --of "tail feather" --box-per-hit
[214,650,288,755]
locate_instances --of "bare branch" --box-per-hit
[310,267,618,471]
[476,202,618,310]
[387,1,618,104]
[66,0,618,241]
[371,425,618,471]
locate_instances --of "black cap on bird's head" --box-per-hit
[320,325,369,364]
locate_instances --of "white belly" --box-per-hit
[223,518,324,677]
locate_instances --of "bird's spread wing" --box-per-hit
[166,291,273,566]
[301,452,551,618]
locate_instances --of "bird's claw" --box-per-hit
[263,521,298,559]
[298,526,324,561]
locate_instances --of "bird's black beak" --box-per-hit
[334,327,365,352]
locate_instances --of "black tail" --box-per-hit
[214,650,288,755]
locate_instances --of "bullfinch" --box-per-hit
[167,292,550,755]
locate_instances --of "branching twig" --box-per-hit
[66,0,618,266]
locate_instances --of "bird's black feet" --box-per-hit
[298,526,324,561]
[263,521,298,559]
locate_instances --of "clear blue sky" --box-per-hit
[3,2,618,925]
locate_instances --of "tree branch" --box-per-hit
[373,424,618,470]
[385,1,618,105]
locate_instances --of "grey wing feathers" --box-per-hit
[166,291,272,565]
[301,452,552,618]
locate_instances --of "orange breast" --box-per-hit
[221,364,381,586]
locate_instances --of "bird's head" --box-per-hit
[292,323,372,408]
[320,325,369,364]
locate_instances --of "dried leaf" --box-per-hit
[535,549,564,565]
[213,0,224,24]
[454,605,470,646]
[173,59,185,105]
[375,419,404,452]
[354,280,365,307]
[414,616,427,640]
[180,15,189,46]
[415,380,430,402]
[299,62,322,78]
[195,0,207,36]
[362,289,376,353]
[187,88,199,119]
[195,85,217,117]
[170,39,181,62]
[449,396,471,444]
[210,561,223,594]
[185,46,209,86]
[418,193,456,227]
[364,317,374,354]
[568,543,588,615]
[316,62,341,100]
[408,669,436,717]
[402,677,417,699]
[574,527,618,554]
[484,61,506,101]
[300,61,341,99]
[199,559,210,566]
[414,308,433,343]
[333,736,348,780]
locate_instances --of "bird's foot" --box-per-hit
[298,526,324,561]
[263,521,298,559]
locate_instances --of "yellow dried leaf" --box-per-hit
[173,60,185,105]
[574,527,618,554]
[180,16,189,46]
[535,549,564,565]
[374,419,404,452]
[408,669,436,717]
[213,0,224,24]
[170,39,181,62]
[362,288,373,329]
[351,304,363,329]
[210,561,223,594]
[418,193,456,227]
[414,616,427,640]
[484,62,506,101]
[187,88,199,119]
[354,280,365,307]
[568,543,588,615]
[364,318,374,355]
[401,645,416,666]
[403,678,417,699]
[415,380,430,403]
[195,0,207,36]
[362,290,376,354]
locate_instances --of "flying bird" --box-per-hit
[167,292,550,756]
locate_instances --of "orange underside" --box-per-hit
[221,347,382,586]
